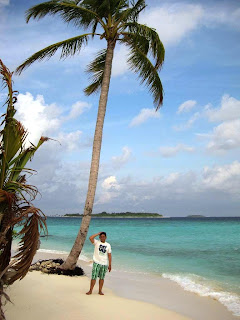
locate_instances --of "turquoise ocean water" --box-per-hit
[21,217,240,316]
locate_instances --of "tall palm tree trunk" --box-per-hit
[61,40,116,270]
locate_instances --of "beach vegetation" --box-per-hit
[0,60,47,319]
[16,0,165,270]
[64,212,163,218]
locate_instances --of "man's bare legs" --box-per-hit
[99,279,104,295]
[86,279,96,295]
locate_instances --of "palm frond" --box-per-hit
[124,22,165,69]
[6,208,47,284]
[84,49,107,95]
[15,34,89,75]
[26,1,104,29]
[126,41,164,109]
[116,0,146,23]
[82,0,128,19]
[8,136,49,183]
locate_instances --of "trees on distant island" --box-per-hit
[64,212,163,217]
[16,0,165,270]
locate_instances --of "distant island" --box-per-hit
[63,211,163,218]
[186,215,206,218]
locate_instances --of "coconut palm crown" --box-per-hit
[16,0,165,270]
[16,0,164,107]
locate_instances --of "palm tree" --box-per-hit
[0,60,47,319]
[16,0,165,270]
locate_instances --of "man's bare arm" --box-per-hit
[108,253,112,272]
[89,232,101,244]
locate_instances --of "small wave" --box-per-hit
[38,249,69,255]
[162,273,240,317]
[37,248,91,263]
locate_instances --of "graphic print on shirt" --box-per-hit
[99,244,107,255]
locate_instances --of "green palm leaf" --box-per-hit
[125,22,165,69]
[26,0,104,29]
[126,40,164,109]
[15,34,90,75]
[84,49,106,95]
[116,0,146,23]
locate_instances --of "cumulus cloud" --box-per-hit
[177,100,197,114]
[207,119,240,153]
[129,108,161,127]
[111,146,132,169]
[94,161,240,215]
[101,176,121,191]
[15,92,62,145]
[96,176,122,204]
[139,4,240,48]
[159,143,195,157]
[15,92,91,149]
[201,95,240,153]
[140,4,204,46]
[173,112,200,131]
[202,161,240,195]
[205,94,240,122]
[55,131,83,151]
[66,101,91,120]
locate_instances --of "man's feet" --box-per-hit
[86,291,92,295]
[98,291,104,295]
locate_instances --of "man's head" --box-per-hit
[99,232,107,243]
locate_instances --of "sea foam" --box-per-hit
[162,273,240,317]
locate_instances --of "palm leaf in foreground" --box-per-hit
[0,60,48,320]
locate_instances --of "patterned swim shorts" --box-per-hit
[91,262,108,280]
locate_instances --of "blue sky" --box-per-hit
[1,0,240,216]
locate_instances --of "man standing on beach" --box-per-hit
[86,232,112,295]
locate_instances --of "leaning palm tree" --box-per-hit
[16,0,165,270]
[0,60,47,319]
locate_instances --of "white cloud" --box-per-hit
[65,101,91,120]
[14,92,91,152]
[0,0,9,6]
[112,146,132,169]
[207,119,240,153]
[205,95,240,122]
[101,176,121,190]
[159,143,195,157]
[129,108,161,127]
[177,100,197,114]
[202,161,240,194]
[94,161,240,215]
[97,176,122,204]
[55,131,83,151]
[15,92,62,145]
[203,7,240,30]
[140,4,204,46]
[139,4,240,48]
[173,112,200,131]
[112,45,129,77]
[197,95,240,153]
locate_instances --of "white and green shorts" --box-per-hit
[91,262,108,280]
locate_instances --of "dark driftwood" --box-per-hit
[30,259,84,276]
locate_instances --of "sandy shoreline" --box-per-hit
[5,249,239,320]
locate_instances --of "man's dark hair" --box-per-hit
[100,232,106,237]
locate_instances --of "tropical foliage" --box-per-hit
[16,0,165,270]
[0,60,47,319]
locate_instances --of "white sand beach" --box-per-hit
[4,271,190,320]
[4,250,239,320]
